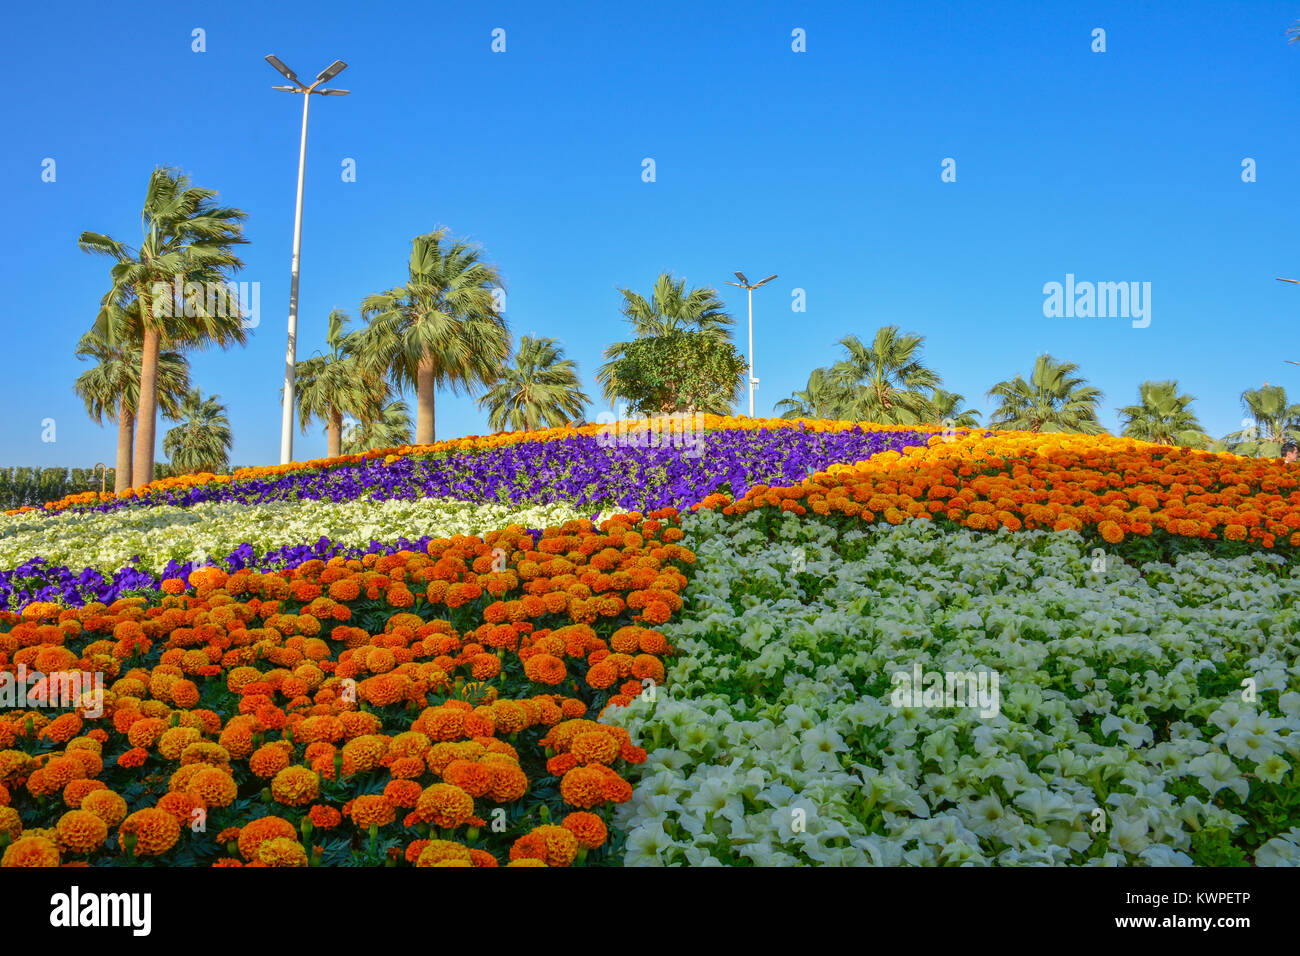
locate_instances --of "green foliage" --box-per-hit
[602,330,745,415]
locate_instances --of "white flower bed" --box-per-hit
[605,511,1300,866]
[0,497,602,575]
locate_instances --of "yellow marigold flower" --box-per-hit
[80,790,128,828]
[256,836,308,867]
[0,805,21,840]
[270,766,320,807]
[158,726,202,761]
[505,858,547,866]
[1,835,60,867]
[414,840,472,867]
[188,768,238,809]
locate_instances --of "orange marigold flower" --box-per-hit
[1,835,60,867]
[415,783,475,828]
[562,811,608,849]
[56,809,109,854]
[119,807,181,857]
[350,794,397,827]
[236,815,298,861]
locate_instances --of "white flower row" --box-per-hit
[0,497,603,576]
[605,512,1300,866]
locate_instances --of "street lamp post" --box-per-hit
[265,54,350,465]
[725,271,777,417]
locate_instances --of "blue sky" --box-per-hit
[4,0,1300,467]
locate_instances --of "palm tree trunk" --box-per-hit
[416,350,436,444]
[327,407,342,458]
[133,325,161,488]
[115,402,134,493]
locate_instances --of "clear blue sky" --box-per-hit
[4,0,1300,467]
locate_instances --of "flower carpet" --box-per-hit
[1,418,1297,866]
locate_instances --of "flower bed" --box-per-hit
[0,511,691,867]
[606,509,1300,866]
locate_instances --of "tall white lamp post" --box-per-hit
[265,54,350,464]
[725,271,777,417]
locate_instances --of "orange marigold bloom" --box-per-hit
[562,811,608,849]
[559,766,609,809]
[236,815,297,861]
[56,809,109,853]
[523,653,567,686]
[382,779,423,810]
[1,835,60,867]
[350,794,397,827]
[441,759,493,797]
[308,804,343,829]
[119,807,181,857]
[415,783,475,828]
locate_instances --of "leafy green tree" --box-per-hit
[477,335,589,432]
[1118,380,1208,447]
[598,273,738,410]
[342,400,413,454]
[360,229,508,444]
[1222,384,1300,456]
[296,310,386,458]
[78,167,248,487]
[73,299,190,492]
[163,388,233,474]
[827,327,942,424]
[987,354,1105,433]
[602,332,744,415]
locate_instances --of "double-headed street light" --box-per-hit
[266,55,350,465]
[725,271,777,417]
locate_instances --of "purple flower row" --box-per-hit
[55,426,930,517]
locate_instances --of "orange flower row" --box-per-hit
[697,431,1300,549]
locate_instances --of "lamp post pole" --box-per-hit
[265,55,350,464]
[726,271,777,418]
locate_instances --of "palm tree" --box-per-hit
[1223,384,1300,456]
[597,272,734,404]
[826,327,942,424]
[295,309,386,458]
[928,388,982,429]
[162,388,233,474]
[73,300,191,493]
[1118,380,1208,447]
[477,335,590,432]
[78,167,248,488]
[341,400,413,454]
[360,229,507,444]
[775,367,848,420]
[987,354,1105,434]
